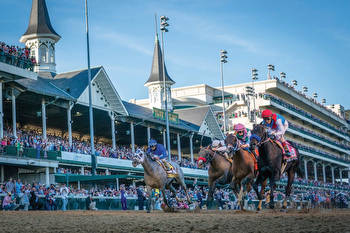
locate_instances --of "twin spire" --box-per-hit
[145,33,175,85]
[20,0,61,43]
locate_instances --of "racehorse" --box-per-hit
[132,150,191,212]
[224,133,256,209]
[250,124,302,210]
[198,146,233,208]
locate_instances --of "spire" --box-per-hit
[145,34,175,85]
[20,0,61,43]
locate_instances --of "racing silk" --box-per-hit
[237,129,251,147]
[261,113,288,140]
[147,143,167,160]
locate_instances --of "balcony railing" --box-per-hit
[289,123,350,151]
[269,95,349,138]
[0,50,34,71]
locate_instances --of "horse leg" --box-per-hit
[161,188,170,208]
[146,186,152,213]
[207,178,216,209]
[169,184,180,203]
[269,174,276,209]
[283,167,295,209]
[178,177,192,204]
[237,182,244,210]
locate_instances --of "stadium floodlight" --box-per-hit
[220,49,228,134]
[251,68,258,123]
[313,92,318,99]
[322,98,326,104]
[302,86,308,93]
[280,72,286,80]
[159,15,171,160]
[267,64,275,79]
[292,80,298,87]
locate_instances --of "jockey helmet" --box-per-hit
[233,123,246,131]
[148,139,157,147]
[261,109,273,118]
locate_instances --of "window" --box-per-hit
[39,44,47,63]
[50,45,55,63]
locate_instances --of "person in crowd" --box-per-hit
[120,185,127,210]
[2,192,17,210]
[137,186,145,211]
[261,109,291,156]
[60,183,69,211]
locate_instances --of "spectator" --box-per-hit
[2,192,17,210]
[60,183,69,211]
[120,185,127,210]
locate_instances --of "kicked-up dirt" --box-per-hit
[0,209,349,233]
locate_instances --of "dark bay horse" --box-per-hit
[224,133,256,208]
[198,146,232,207]
[132,150,191,212]
[250,124,302,210]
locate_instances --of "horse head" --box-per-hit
[197,145,214,168]
[225,133,240,153]
[132,149,145,167]
[250,124,268,152]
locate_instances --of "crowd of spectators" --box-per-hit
[0,176,349,211]
[0,41,35,71]
[1,126,205,170]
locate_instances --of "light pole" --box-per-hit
[322,98,326,105]
[292,80,298,88]
[84,0,95,175]
[220,49,228,134]
[251,68,258,124]
[280,72,286,81]
[303,86,308,94]
[313,92,318,100]
[267,64,275,80]
[160,15,171,160]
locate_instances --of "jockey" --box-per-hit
[261,109,291,156]
[233,123,250,150]
[211,139,230,160]
[147,139,173,172]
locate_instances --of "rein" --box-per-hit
[250,133,270,146]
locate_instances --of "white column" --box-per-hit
[45,167,50,187]
[42,99,47,140]
[177,133,181,161]
[11,88,16,138]
[81,166,84,175]
[348,170,350,185]
[0,81,3,139]
[116,178,119,191]
[331,167,335,184]
[110,113,116,150]
[190,133,194,163]
[130,122,135,154]
[313,162,317,181]
[106,169,110,175]
[147,126,151,142]
[304,159,308,180]
[322,164,326,183]
[0,164,4,183]
[163,130,166,149]
[77,180,81,190]
[339,169,343,185]
[53,167,57,174]
[67,102,73,147]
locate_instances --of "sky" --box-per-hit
[1,0,349,109]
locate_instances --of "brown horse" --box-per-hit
[198,146,233,208]
[224,133,256,208]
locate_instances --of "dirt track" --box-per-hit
[0,209,349,233]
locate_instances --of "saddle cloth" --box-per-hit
[271,140,298,162]
[155,160,178,178]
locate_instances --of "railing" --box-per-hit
[0,51,34,71]
[269,96,349,137]
[3,146,60,160]
[289,124,350,151]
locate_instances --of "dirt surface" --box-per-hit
[0,209,349,233]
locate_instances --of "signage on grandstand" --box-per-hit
[152,108,179,124]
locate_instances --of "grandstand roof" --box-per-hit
[15,77,74,100]
[122,101,199,132]
[20,0,61,42]
[51,67,102,99]
[145,34,174,85]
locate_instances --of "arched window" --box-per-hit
[50,45,55,63]
[30,46,36,58]
[39,44,47,63]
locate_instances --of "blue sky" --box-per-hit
[1,0,349,108]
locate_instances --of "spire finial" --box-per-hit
[154,13,158,41]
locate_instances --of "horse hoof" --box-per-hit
[147,211,151,213]
[269,205,275,209]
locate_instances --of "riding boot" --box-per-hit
[282,142,291,157]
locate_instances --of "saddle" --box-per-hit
[269,139,298,162]
[155,160,178,178]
